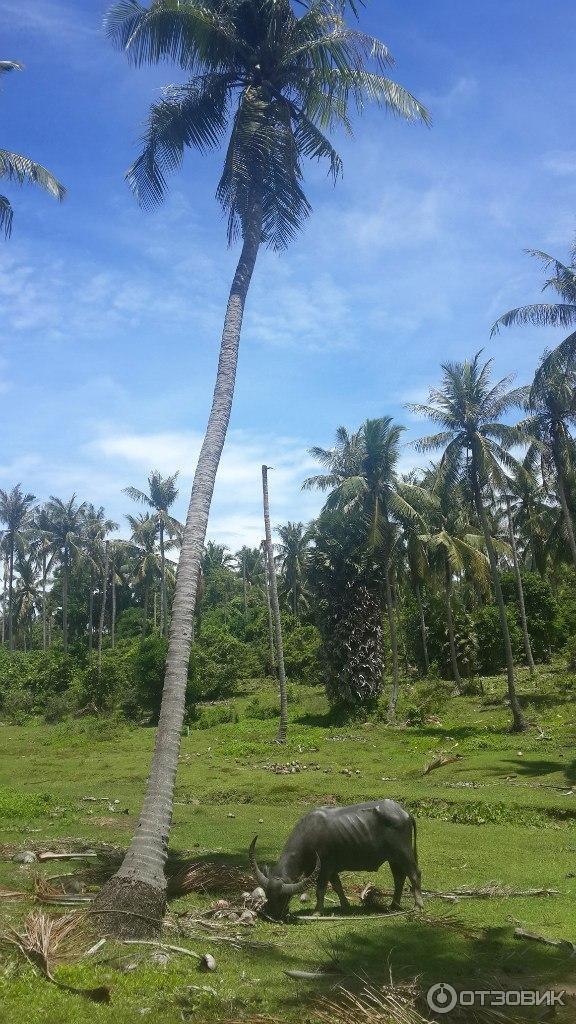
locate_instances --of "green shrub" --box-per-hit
[473,605,523,674]
[191,704,239,730]
[245,695,279,720]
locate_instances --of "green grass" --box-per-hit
[0,667,575,1022]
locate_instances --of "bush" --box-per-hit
[473,604,523,674]
[191,704,239,730]
[401,678,452,725]
[501,571,559,660]
[245,695,279,720]
[189,624,260,702]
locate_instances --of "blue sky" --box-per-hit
[1,0,575,549]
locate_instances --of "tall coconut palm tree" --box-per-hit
[275,521,311,619]
[409,353,527,732]
[262,466,288,742]
[124,472,181,635]
[43,496,87,652]
[94,0,428,932]
[0,485,35,649]
[0,61,65,236]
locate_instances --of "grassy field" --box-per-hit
[0,668,575,1022]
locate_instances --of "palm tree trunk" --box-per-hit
[62,546,69,653]
[153,589,157,631]
[444,556,463,693]
[386,571,400,722]
[264,570,276,676]
[551,428,576,568]
[7,538,14,651]
[111,561,116,649]
[98,540,110,677]
[88,566,94,654]
[142,584,149,637]
[242,554,248,622]
[91,206,262,935]
[506,498,535,676]
[415,582,430,674]
[262,465,289,743]
[159,520,167,635]
[1,555,6,646]
[472,467,526,731]
[42,553,47,652]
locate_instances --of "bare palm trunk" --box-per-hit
[88,566,94,654]
[1,556,6,646]
[42,553,47,652]
[386,571,400,722]
[264,569,276,676]
[92,207,262,935]
[142,584,149,638]
[111,561,116,649]
[415,582,430,674]
[159,520,167,635]
[506,498,535,676]
[242,554,248,622]
[472,468,526,731]
[62,546,69,653]
[262,465,288,743]
[444,556,463,693]
[7,539,14,651]
[98,540,110,678]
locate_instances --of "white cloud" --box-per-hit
[542,151,576,177]
[87,427,322,548]
[421,77,479,118]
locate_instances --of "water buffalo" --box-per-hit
[249,799,423,920]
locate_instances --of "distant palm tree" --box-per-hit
[505,453,554,576]
[124,472,181,635]
[305,417,422,719]
[415,470,489,692]
[96,0,428,932]
[410,353,527,732]
[492,239,576,378]
[127,513,164,633]
[519,355,576,568]
[235,544,264,619]
[0,485,35,649]
[275,522,311,619]
[0,61,65,236]
[43,495,87,651]
[13,552,42,650]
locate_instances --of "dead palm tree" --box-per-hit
[0,61,65,236]
[94,0,428,932]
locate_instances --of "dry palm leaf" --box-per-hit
[315,982,433,1024]
[167,860,252,898]
[1,911,110,1003]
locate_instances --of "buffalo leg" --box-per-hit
[330,873,350,911]
[389,861,406,910]
[314,878,328,914]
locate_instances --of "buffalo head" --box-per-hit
[249,836,321,920]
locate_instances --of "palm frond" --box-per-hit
[0,151,65,200]
[0,195,13,237]
[491,302,576,334]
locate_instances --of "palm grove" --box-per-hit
[2,0,576,936]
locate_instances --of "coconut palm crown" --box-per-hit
[105,0,429,248]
